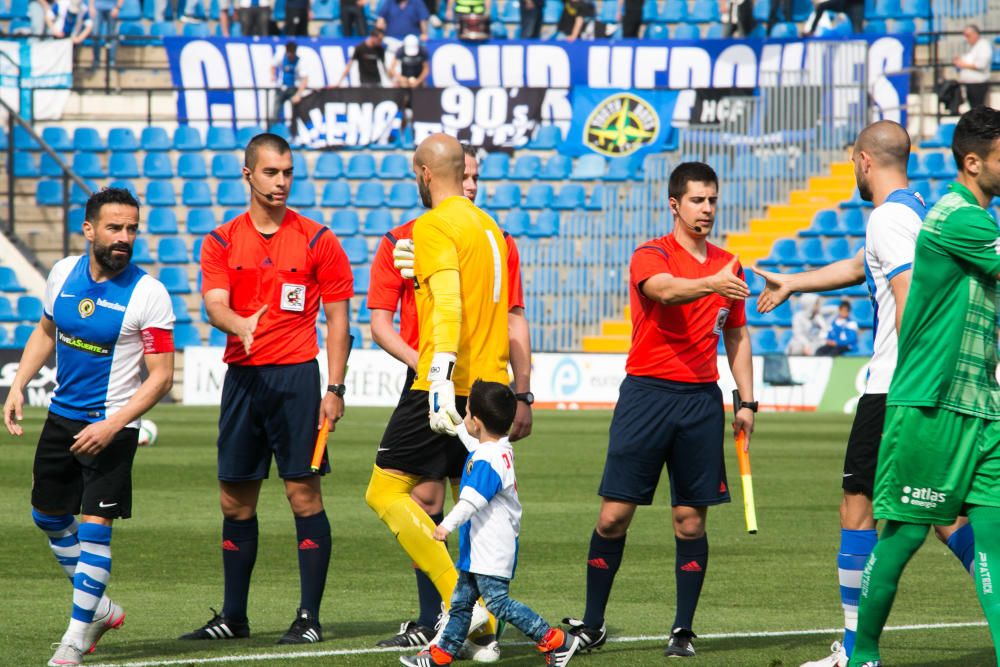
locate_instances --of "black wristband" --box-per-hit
[327,384,346,397]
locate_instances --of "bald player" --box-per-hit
[364,133,510,651]
[754,121,976,667]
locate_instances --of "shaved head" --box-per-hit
[413,133,465,207]
[854,120,910,171]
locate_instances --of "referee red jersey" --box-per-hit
[200,209,354,366]
[627,234,746,383]
[367,219,525,352]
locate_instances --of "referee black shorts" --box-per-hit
[376,368,469,480]
[599,375,731,507]
[842,393,887,498]
[32,412,139,519]
[217,359,324,481]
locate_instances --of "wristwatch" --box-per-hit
[515,391,535,405]
[737,400,759,413]
[327,384,346,397]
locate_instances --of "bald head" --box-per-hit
[413,133,465,208]
[854,120,911,171]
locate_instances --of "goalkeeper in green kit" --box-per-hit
[848,105,1000,667]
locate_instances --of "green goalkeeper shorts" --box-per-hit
[873,405,1000,524]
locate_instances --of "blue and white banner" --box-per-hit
[563,88,679,157]
[0,38,73,120]
[165,35,913,133]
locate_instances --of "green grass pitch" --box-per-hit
[1,407,993,666]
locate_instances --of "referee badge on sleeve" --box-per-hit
[281,284,306,312]
[712,308,730,335]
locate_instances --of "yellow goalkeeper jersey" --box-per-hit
[412,195,510,396]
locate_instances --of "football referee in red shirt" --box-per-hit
[182,133,354,645]
[563,162,756,659]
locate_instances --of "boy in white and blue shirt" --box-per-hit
[401,380,579,667]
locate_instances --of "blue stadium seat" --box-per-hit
[841,209,866,235]
[157,237,189,264]
[292,152,308,178]
[799,238,825,266]
[528,211,559,237]
[108,127,138,152]
[187,209,217,234]
[488,184,521,209]
[320,21,343,36]
[552,184,586,210]
[174,126,204,151]
[920,123,956,149]
[73,128,105,152]
[871,0,901,18]
[145,182,176,207]
[170,295,193,324]
[13,126,39,151]
[159,267,191,294]
[349,325,363,349]
[378,153,409,179]
[752,329,781,355]
[889,17,915,35]
[542,0,560,22]
[705,23,726,37]
[662,0,688,21]
[905,152,921,177]
[342,237,369,264]
[217,181,247,206]
[330,210,360,236]
[14,153,39,178]
[825,237,852,263]
[503,210,529,236]
[151,20,177,38]
[923,151,956,179]
[173,323,202,348]
[346,154,376,179]
[108,152,140,179]
[0,296,17,322]
[759,238,800,267]
[604,159,634,181]
[770,21,798,37]
[864,19,888,34]
[400,208,423,225]
[322,181,352,207]
[352,266,371,294]
[363,209,394,236]
[131,237,154,264]
[211,154,242,180]
[355,182,385,207]
[479,153,510,180]
[570,154,606,180]
[72,153,106,179]
[928,180,950,205]
[528,126,562,151]
[387,182,418,208]
[141,126,171,151]
[67,207,85,234]
[178,154,208,179]
[800,209,843,237]
[36,180,63,206]
[585,184,613,210]
[183,21,210,36]
[13,324,32,347]
[143,152,173,179]
[840,188,873,209]
[183,181,214,207]
[522,184,553,210]
[539,155,571,180]
[209,327,228,346]
[314,153,344,179]
[221,209,243,224]
[852,300,874,328]
[236,126,266,149]
[15,295,42,322]
[206,126,237,151]
[147,208,179,234]
[354,297,372,324]
[673,23,700,39]
[689,0,719,22]
[510,155,541,180]
[288,180,316,207]
[119,20,148,43]
[745,269,765,295]
[899,0,929,18]
[70,180,99,205]
[313,0,337,19]
[41,127,72,152]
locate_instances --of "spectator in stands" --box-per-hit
[391,34,430,88]
[43,0,93,45]
[376,0,429,40]
[447,0,490,40]
[334,28,387,87]
[786,293,828,356]
[340,0,368,36]
[618,0,642,38]
[28,0,49,35]
[803,0,865,36]
[91,0,123,71]
[722,0,755,37]
[285,0,310,34]
[272,41,309,127]
[238,0,272,36]
[938,25,993,114]
[520,0,542,38]
[557,0,595,41]
[766,0,793,35]
[816,300,858,357]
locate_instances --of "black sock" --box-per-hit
[672,534,708,632]
[582,530,626,629]
[415,511,444,628]
[295,510,331,620]
[221,516,259,622]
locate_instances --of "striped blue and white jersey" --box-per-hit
[48,0,92,37]
[43,255,175,426]
[442,425,522,579]
[863,188,925,395]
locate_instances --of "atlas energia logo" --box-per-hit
[583,93,659,157]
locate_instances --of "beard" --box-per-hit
[417,174,433,208]
[93,239,132,273]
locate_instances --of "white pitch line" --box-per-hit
[88,620,988,667]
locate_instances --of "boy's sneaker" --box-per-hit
[84,599,125,653]
[400,645,454,666]
[664,628,697,658]
[178,608,250,640]
[800,641,848,667]
[377,620,435,648]
[537,628,579,667]
[277,608,322,644]
[561,617,607,652]
[428,602,491,647]
[460,634,501,662]
[48,641,83,667]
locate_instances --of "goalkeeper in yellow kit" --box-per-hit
[365,133,511,651]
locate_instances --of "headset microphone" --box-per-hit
[246,174,276,202]
[673,205,703,234]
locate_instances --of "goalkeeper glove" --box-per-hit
[393,238,415,280]
[427,352,461,435]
